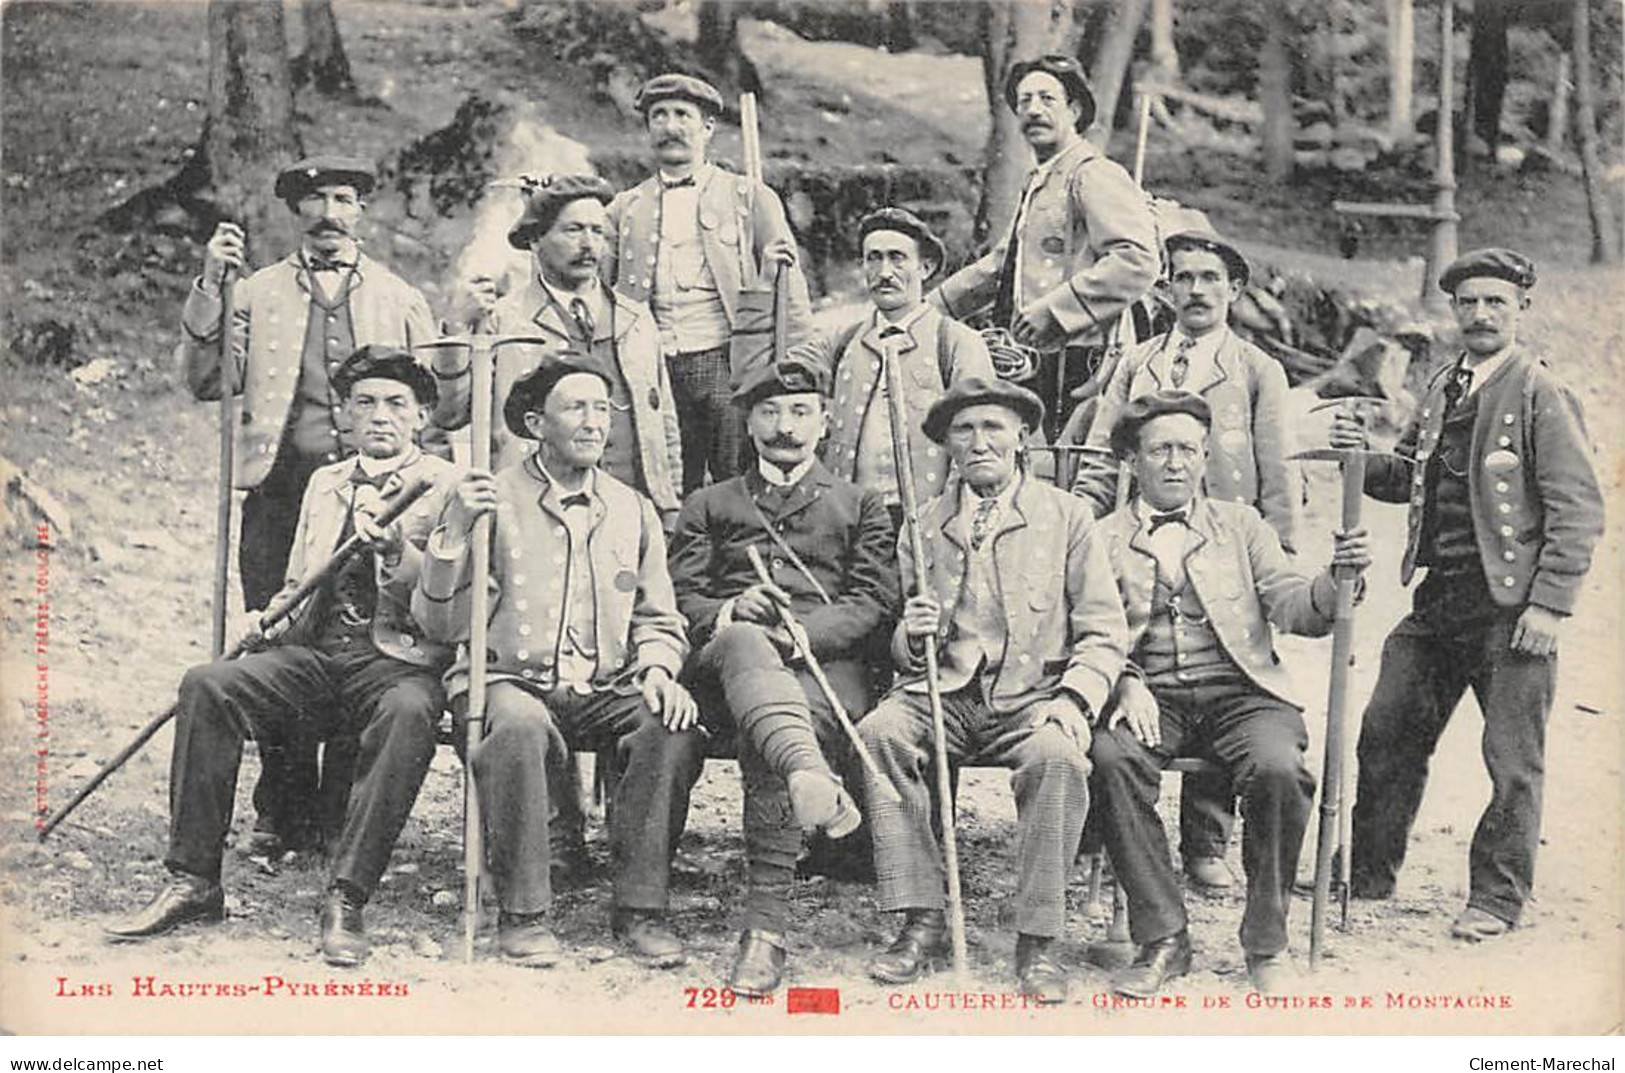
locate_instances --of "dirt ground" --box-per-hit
[1,0,1622,1036]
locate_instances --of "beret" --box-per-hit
[1004,54,1096,131]
[330,345,437,407]
[731,358,831,409]
[1438,247,1536,294]
[274,155,375,201]
[1165,227,1250,286]
[922,376,1046,445]
[503,359,614,439]
[507,174,615,250]
[634,73,724,117]
[858,207,948,280]
[1109,389,1212,459]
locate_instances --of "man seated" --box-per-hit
[858,377,1128,1004]
[104,347,456,968]
[669,358,900,997]
[1087,391,1369,997]
[413,363,703,970]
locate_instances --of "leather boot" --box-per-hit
[499,910,562,968]
[319,885,369,968]
[726,929,787,998]
[868,909,948,985]
[1245,950,1295,994]
[612,908,687,969]
[104,872,224,941]
[1014,933,1069,1004]
[1111,930,1193,998]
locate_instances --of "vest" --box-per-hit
[289,277,358,462]
[1420,389,1480,572]
[939,543,1007,682]
[1137,575,1238,689]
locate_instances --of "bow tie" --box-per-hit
[1148,509,1188,534]
[879,325,907,339]
[349,466,396,491]
[660,176,695,190]
[559,491,591,510]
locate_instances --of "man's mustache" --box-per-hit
[762,435,806,450]
[309,220,350,234]
[657,134,688,147]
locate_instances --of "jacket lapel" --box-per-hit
[773,462,831,522]
[1183,329,1234,397]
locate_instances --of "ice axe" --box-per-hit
[1291,395,1393,966]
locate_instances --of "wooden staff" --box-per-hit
[880,337,968,981]
[462,339,496,963]
[211,269,238,658]
[743,545,901,805]
[39,479,433,841]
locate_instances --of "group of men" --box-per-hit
[105,59,1604,1006]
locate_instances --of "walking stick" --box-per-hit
[462,340,496,963]
[212,268,239,658]
[743,545,901,805]
[880,337,968,982]
[38,479,433,841]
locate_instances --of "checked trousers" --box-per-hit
[666,345,745,492]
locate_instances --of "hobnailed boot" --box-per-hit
[868,909,948,985]
[726,929,788,997]
[318,885,370,968]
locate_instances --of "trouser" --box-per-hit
[1089,674,1313,956]
[1179,771,1237,861]
[666,345,743,492]
[1350,570,1555,924]
[166,639,441,899]
[694,623,873,933]
[458,681,705,916]
[860,684,1090,938]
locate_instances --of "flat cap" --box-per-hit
[922,376,1046,445]
[731,358,830,410]
[859,207,947,279]
[1110,389,1212,459]
[503,358,614,439]
[1438,247,1536,294]
[1165,227,1250,286]
[274,155,375,201]
[1004,54,1096,131]
[507,173,615,250]
[331,345,437,407]
[634,73,724,117]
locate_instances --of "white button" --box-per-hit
[1497,436,1511,447]
[1503,576,1516,587]
[269,342,279,351]
[521,668,536,679]
[1502,550,1515,562]
[519,624,532,637]
[1018,653,1031,664]
[1499,526,1512,538]
[1422,408,1431,418]
[517,649,530,661]
[1498,503,1511,514]
[511,548,523,559]
[516,599,528,612]
[1495,481,1509,493]
[1503,414,1515,424]
[399,633,414,646]
[514,575,527,585]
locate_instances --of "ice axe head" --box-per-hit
[414,334,553,355]
[1309,395,1387,415]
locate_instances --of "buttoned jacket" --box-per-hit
[430,278,683,514]
[933,138,1158,346]
[603,166,811,341]
[412,459,687,700]
[180,252,437,488]
[669,461,899,658]
[1073,327,1299,551]
[1095,497,1334,709]
[272,449,457,668]
[891,474,1127,718]
[1362,347,1604,614]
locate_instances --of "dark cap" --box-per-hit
[634,73,724,117]
[1109,389,1212,459]
[922,376,1046,445]
[507,174,616,250]
[858,207,948,279]
[1165,227,1250,286]
[330,345,437,407]
[1438,247,1537,294]
[731,358,830,410]
[503,359,615,439]
[274,155,375,202]
[1004,54,1096,131]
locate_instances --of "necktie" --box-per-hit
[1169,336,1196,389]
[661,175,695,190]
[559,491,590,510]
[879,325,905,341]
[970,496,998,551]
[569,296,595,343]
[1148,509,1188,534]
[1443,365,1473,410]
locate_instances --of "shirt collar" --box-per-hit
[657,162,712,189]
[1168,324,1226,360]
[962,471,1022,514]
[1459,344,1514,397]
[538,272,601,308]
[1135,495,1196,522]
[352,445,417,478]
[873,301,932,334]
[534,456,596,499]
[300,239,360,268]
[758,455,818,488]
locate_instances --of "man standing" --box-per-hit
[792,208,995,523]
[180,156,438,851]
[859,378,1127,1003]
[414,363,703,969]
[604,73,810,491]
[1087,391,1370,997]
[669,358,900,997]
[105,347,455,968]
[1334,249,1604,941]
[931,55,1158,427]
[1073,226,1299,890]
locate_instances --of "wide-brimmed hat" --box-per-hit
[922,376,1046,444]
[1165,227,1251,286]
[858,207,948,279]
[274,155,375,202]
[1004,54,1096,131]
[1438,247,1537,294]
[331,345,437,407]
[634,73,724,117]
[1109,389,1212,459]
[507,174,615,250]
[503,359,614,438]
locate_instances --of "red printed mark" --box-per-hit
[786,987,840,1014]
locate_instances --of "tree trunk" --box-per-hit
[884,1,919,51]
[696,1,739,76]
[207,0,302,264]
[1259,0,1295,183]
[1468,0,1509,159]
[1387,0,1414,139]
[1088,0,1150,146]
[973,0,1078,249]
[1545,49,1571,154]
[295,0,356,98]
[1150,0,1178,81]
[1572,0,1621,262]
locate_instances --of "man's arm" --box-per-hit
[1247,507,1339,638]
[1250,352,1300,553]
[630,495,691,678]
[1070,345,1138,513]
[655,332,684,484]
[931,234,1008,323]
[798,489,902,657]
[667,493,729,648]
[1526,375,1606,614]
[411,510,480,644]
[1028,159,1158,343]
[945,319,997,382]
[180,279,253,402]
[1058,514,1129,718]
[750,182,814,345]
